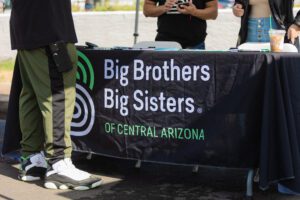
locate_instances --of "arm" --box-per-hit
[178,0,218,20]
[143,0,177,17]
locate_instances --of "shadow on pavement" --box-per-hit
[62,155,300,200]
[0,153,298,200]
[63,155,254,200]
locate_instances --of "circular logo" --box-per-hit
[71,84,95,137]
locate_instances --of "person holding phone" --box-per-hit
[232,0,300,47]
[143,0,218,49]
[10,0,102,190]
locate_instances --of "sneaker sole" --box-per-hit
[44,180,102,190]
[19,175,42,182]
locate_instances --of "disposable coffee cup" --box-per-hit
[269,29,285,52]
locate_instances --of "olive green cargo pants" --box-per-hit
[18,43,77,164]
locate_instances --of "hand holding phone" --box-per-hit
[177,0,189,8]
[178,2,189,8]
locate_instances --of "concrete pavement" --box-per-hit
[1,10,300,61]
[1,153,300,200]
[0,158,120,200]
[0,10,240,61]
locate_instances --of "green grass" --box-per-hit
[0,59,14,83]
[0,59,15,71]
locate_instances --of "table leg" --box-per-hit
[245,169,254,199]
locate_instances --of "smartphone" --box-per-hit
[49,41,73,73]
[177,1,189,8]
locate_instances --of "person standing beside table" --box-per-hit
[233,0,300,194]
[232,0,300,50]
[10,0,102,190]
[143,0,218,49]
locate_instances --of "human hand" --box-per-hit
[164,0,177,11]
[177,0,196,15]
[232,3,244,17]
[287,24,300,44]
[0,2,4,13]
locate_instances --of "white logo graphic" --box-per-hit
[71,84,95,137]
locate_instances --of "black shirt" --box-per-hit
[10,0,77,50]
[154,0,213,48]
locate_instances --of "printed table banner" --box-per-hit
[70,49,264,168]
[5,50,300,191]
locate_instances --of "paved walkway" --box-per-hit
[0,10,246,60]
[1,153,300,200]
[0,82,10,95]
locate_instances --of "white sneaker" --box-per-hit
[18,152,47,181]
[44,158,102,190]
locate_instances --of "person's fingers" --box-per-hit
[165,0,171,5]
[239,10,244,16]
[233,10,241,17]
[233,3,242,9]
[236,4,242,9]
[290,31,296,44]
[240,9,244,16]
[165,0,175,9]
[233,4,244,17]
[232,7,238,14]
[291,38,295,44]
[164,4,172,10]
[166,0,174,5]
[166,2,173,6]
[287,28,292,39]
[166,5,173,10]
[232,4,237,11]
